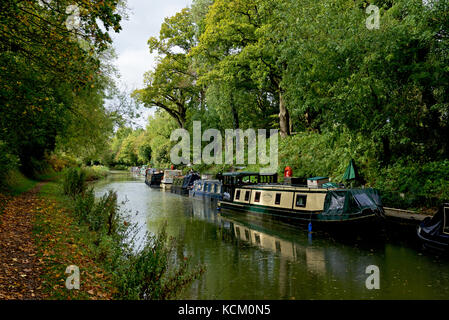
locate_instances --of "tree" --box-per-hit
[192,0,292,136]
[133,8,200,128]
[281,0,449,164]
[0,0,126,173]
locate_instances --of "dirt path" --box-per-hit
[0,182,47,299]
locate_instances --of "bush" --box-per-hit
[375,160,449,209]
[90,190,118,234]
[83,165,109,181]
[74,189,119,235]
[0,140,19,183]
[110,164,129,171]
[45,153,72,172]
[278,129,377,182]
[73,187,96,223]
[114,223,205,300]
[62,167,87,198]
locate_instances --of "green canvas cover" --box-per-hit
[322,188,383,216]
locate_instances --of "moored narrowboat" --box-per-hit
[417,203,449,252]
[160,169,182,190]
[139,165,148,176]
[218,183,384,227]
[189,179,223,199]
[145,169,164,188]
[171,173,201,195]
[171,175,185,194]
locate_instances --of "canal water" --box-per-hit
[94,171,449,299]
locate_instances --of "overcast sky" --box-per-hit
[111,0,193,127]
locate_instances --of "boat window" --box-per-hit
[275,193,282,205]
[213,184,217,193]
[295,194,307,207]
[235,190,241,200]
[254,192,261,202]
[245,229,250,240]
[254,233,261,244]
[244,191,250,201]
[275,241,281,253]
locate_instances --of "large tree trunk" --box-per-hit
[230,91,239,129]
[279,90,290,138]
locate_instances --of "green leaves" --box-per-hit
[0,1,127,175]
[135,8,200,129]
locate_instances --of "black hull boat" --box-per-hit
[145,170,164,188]
[218,181,385,233]
[171,173,201,195]
[417,203,449,252]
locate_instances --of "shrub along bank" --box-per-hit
[58,168,205,299]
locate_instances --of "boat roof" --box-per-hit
[238,183,337,192]
[222,171,277,176]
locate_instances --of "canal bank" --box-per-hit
[381,207,434,242]
[1,168,202,300]
[384,207,432,224]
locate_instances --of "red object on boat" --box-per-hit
[284,166,292,177]
[171,164,174,170]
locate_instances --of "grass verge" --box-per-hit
[1,169,37,195]
[33,178,116,299]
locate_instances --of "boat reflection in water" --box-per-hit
[231,217,327,274]
[189,197,377,279]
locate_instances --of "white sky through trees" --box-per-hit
[112,0,193,128]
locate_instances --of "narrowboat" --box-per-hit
[189,179,223,199]
[145,169,164,188]
[171,173,201,195]
[139,165,148,175]
[417,203,449,252]
[218,178,384,228]
[160,169,183,190]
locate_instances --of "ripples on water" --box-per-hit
[94,171,449,299]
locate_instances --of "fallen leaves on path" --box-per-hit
[0,182,116,300]
[0,184,46,299]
